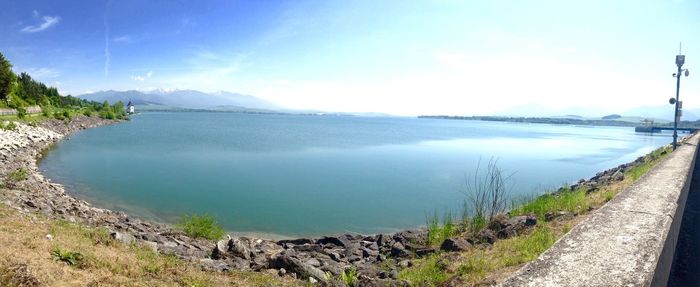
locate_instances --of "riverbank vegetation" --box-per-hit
[178,214,226,241]
[0,52,127,122]
[0,202,300,286]
[398,144,673,286]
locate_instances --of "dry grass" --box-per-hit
[0,203,301,287]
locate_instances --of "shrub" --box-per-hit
[62,110,71,120]
[16,107,26,119]
[1,121,17,131]
[177,214,225,240]
[83,109,93,117]
[53,111,64,120]
[100,111,115,120]
[8,168,28,182]
[51,248,85,267]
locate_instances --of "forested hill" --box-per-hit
[0,52,126,120]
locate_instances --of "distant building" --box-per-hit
[127,101,135,114]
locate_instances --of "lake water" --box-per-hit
[40,112,670,238]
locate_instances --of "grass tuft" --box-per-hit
[51,248,85,267]
[341,267,358,286]
[8,168,28,182]
[178,214,225,241]
[426,211,457,246]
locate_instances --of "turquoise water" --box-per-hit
[40,112,670,238]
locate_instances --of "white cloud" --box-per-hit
[21,15,61,33]
[112,36,131,43]
[23,67,60,78]
[130,71,152,82]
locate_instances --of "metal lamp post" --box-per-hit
[671,53,689,150]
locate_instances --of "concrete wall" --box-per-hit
[0,106,42,116]
[500,133,700,287]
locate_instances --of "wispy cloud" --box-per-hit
[130,71,153,82]
[112,35,131,43]
[103,1,112,77]
[21,13,60,33]
[24,67,60,78]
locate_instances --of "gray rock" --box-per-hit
[211,239,229,259]
[398,259,412,268]
[612,170,624,181]
[497,215,537,239]
[270,254,328,282]
[199,258,230,272]
[440,237,472,252]
[390,242,410,258]
[305,258,321,267]
[230,239,252,260]
[316,234,354,247]
[110,231,136,245]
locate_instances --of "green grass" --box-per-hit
[178,214,225,241]
[0,121,17,131]
[493,225,556,267]
[131,244,182,274]
[341,267,358,286]
[7,168,28,182]
[626,145,671,181]
[426,212,457,246]
[510,187,590,221]
[399,253,449,286]
[51,248,85,267]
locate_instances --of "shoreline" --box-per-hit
[0,116,677,284]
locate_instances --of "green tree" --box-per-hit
[0,52,15,103]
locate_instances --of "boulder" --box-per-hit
[270,254,328,282]
[229,239,252,260]
[414,247,437,257]
[612,170,624,181]
[472,229,496,245]
[440,237,471,252]
[390,242,411,258]
[277,238,315,246]
[212,239,229,259]
[497,215,537,239]
[110,231,136,245]
[316,234,355,247]
[199,258,230,272]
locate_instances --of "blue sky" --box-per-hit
[0,0,699,115]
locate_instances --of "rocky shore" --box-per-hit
[0,116,667,286]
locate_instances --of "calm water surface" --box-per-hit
[40,112,670,237]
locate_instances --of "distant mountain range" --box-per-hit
[78,89,278,111]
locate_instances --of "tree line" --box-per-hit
[0,52,126,120]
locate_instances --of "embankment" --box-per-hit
[500,132,700,286]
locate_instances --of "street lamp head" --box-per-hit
[685,69,690,77]
[670,98,677,105]
[673,73,677,78]
[677,55,686,66]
